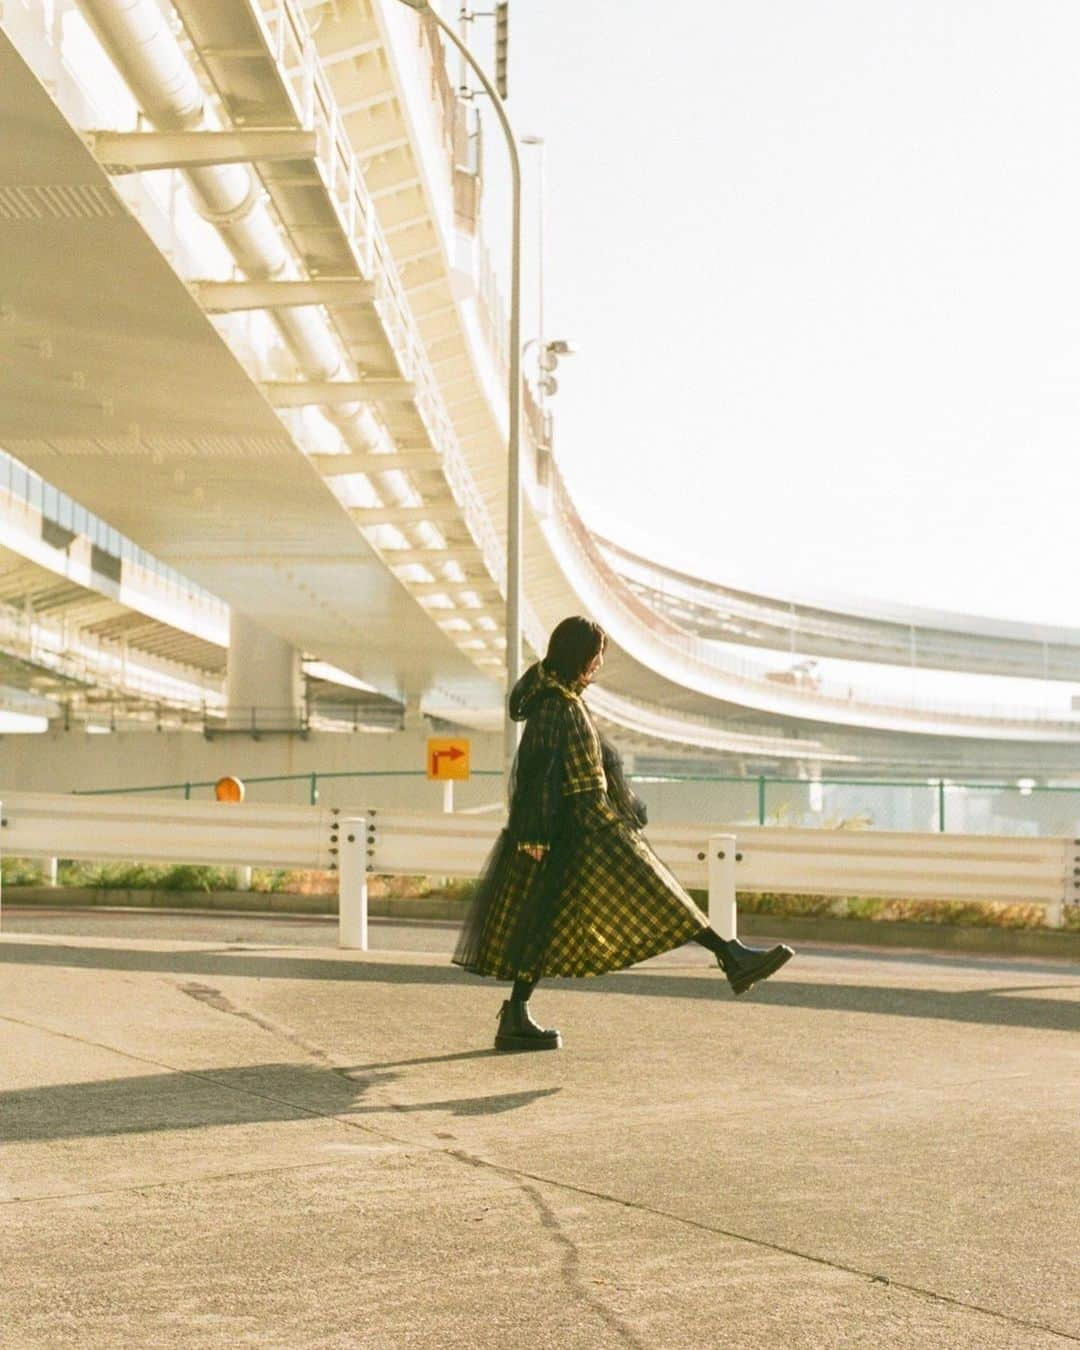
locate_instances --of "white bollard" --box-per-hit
[707,832,738,940]
[234,865,252,892]
[338,815,368,950]
[46,857,59,888]
[443,779,454,813]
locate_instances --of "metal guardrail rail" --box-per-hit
[0,790,367,947]
[66,768,1080,843]
[3,796,1071,957]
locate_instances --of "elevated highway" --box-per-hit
[2,0,1079,778]
[597,536,1080,683]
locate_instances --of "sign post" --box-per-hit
[426,737,471,813]
[215,776,251,889]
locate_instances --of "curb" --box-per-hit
[3,887,1077,958]
[0,887,465,922]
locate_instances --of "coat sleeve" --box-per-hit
[562,702,623,835]
[601,736,648,829]
[507,696,567,847]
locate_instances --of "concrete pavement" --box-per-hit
[1,914,1077,1348]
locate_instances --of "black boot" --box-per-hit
[495,998,562,1052]
[715,938,794,997]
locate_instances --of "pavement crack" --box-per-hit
[176,982,336,1065]
[518,1181,648,1349]
[444,1149,1080,1345]
[4,1011,1075,1343]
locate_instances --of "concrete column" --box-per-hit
[401,698,427,733]
[226,612,303,732]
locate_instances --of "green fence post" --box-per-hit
[309,772,319,806]
[758,775,766,825]
[184,782,191,801]
[938,779,946,832]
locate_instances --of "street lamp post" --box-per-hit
[394,0,523,796]
[520,134,545,401]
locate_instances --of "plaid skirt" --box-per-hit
[453,817,708,981]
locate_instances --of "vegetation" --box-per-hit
[3,855,1075,929]
[1,856,288,893]
[1,856,48,886]
[688,888,1078,931]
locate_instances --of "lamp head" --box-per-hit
[545,339,578,356]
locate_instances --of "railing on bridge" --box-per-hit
[0,448,225,614]
[67,770,1080,839]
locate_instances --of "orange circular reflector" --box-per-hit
[214,775,245,803]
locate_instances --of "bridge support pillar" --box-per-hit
[226,613,303,733]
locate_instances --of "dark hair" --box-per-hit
[543,616,607,685]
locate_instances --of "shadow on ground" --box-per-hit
[0,1056,562,1144]
[1,940,1077,1034]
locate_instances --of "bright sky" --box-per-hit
[468,1,1080,628]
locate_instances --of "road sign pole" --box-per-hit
[443,780,454,814]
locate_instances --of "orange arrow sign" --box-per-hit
[431,746,465,774]
[426,737,471,780]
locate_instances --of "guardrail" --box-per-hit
[728,825,1071,925]
[70,771,1080,839]
[74,769,503,804]
[0,792,739,947]
[0,792,369,948]
[2,797,1073,955]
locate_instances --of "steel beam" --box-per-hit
[384,212,431,236]
[262,380,416,407]
[85,129,317,173]
[310,450,441,475]
[319,39,383,67]
[427,606,502,622]
[395,245,442,267]
[357,136,412,161]
[371,176,422,200]
[350,505,461,525]
[340,90,399,116]
[407,580,501,596]
[381,547,485,564]
[191,279,375,312]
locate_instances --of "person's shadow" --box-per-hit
[2,940,1076,1033]
[0,1056,562,1146]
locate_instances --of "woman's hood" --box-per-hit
[509,661,574,721]
[508,662,548,721]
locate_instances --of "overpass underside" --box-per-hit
[1,1,1079,781]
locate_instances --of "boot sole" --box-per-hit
[495,1033,562,1052]
[730,945,794,997]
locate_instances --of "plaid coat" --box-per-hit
[452,662,708,981]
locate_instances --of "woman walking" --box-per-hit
[453,616,794,1050]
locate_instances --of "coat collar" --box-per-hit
[538,663,585,702]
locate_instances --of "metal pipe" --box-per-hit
[75,0,435,549]
[396,1,522,790]
[520,135,545,414]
